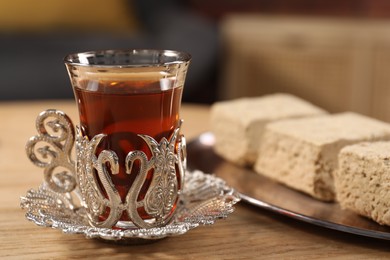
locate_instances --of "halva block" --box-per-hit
[210,93,326,166]
[254,112,390,201]
[336,142,390,225]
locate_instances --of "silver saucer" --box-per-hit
[20,170,240,242]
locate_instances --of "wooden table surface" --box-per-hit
[1,100,390,259]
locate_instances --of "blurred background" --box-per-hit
[2,0,390,120]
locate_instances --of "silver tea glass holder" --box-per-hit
[21,109,240,242]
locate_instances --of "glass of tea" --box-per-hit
[64,49,191,229]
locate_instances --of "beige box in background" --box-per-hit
[220,15,390,122]
[254,112,390,201]
[336,142,390,225]
[210,93,326,166]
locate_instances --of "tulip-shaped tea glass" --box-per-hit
[64,49,191,229]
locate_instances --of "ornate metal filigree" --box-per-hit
[20,170,240,241]
[75,131,123,228]
[26,109,187,229]
[126,124,186,228]
[76,122,186,229]
[25,109,76,194]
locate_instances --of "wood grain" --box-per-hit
[1,100,390,259]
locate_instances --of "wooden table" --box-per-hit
[1,100,390,259]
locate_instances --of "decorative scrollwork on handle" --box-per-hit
[26,109,76,193]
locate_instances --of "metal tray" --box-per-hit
[187,132,390,240]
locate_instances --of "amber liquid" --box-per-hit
[74,78,183,221]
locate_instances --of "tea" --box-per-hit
[74,77,183,220]
[65,49,190,229]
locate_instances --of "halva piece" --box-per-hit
[210,93,326,166]
[254,112,390,201]
[336,142,390,225]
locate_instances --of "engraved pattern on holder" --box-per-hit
[25,109,76,194]
[75,131,123,228]
[76,123,186,229]
[125,124,186,228]
[26,109,187,229]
